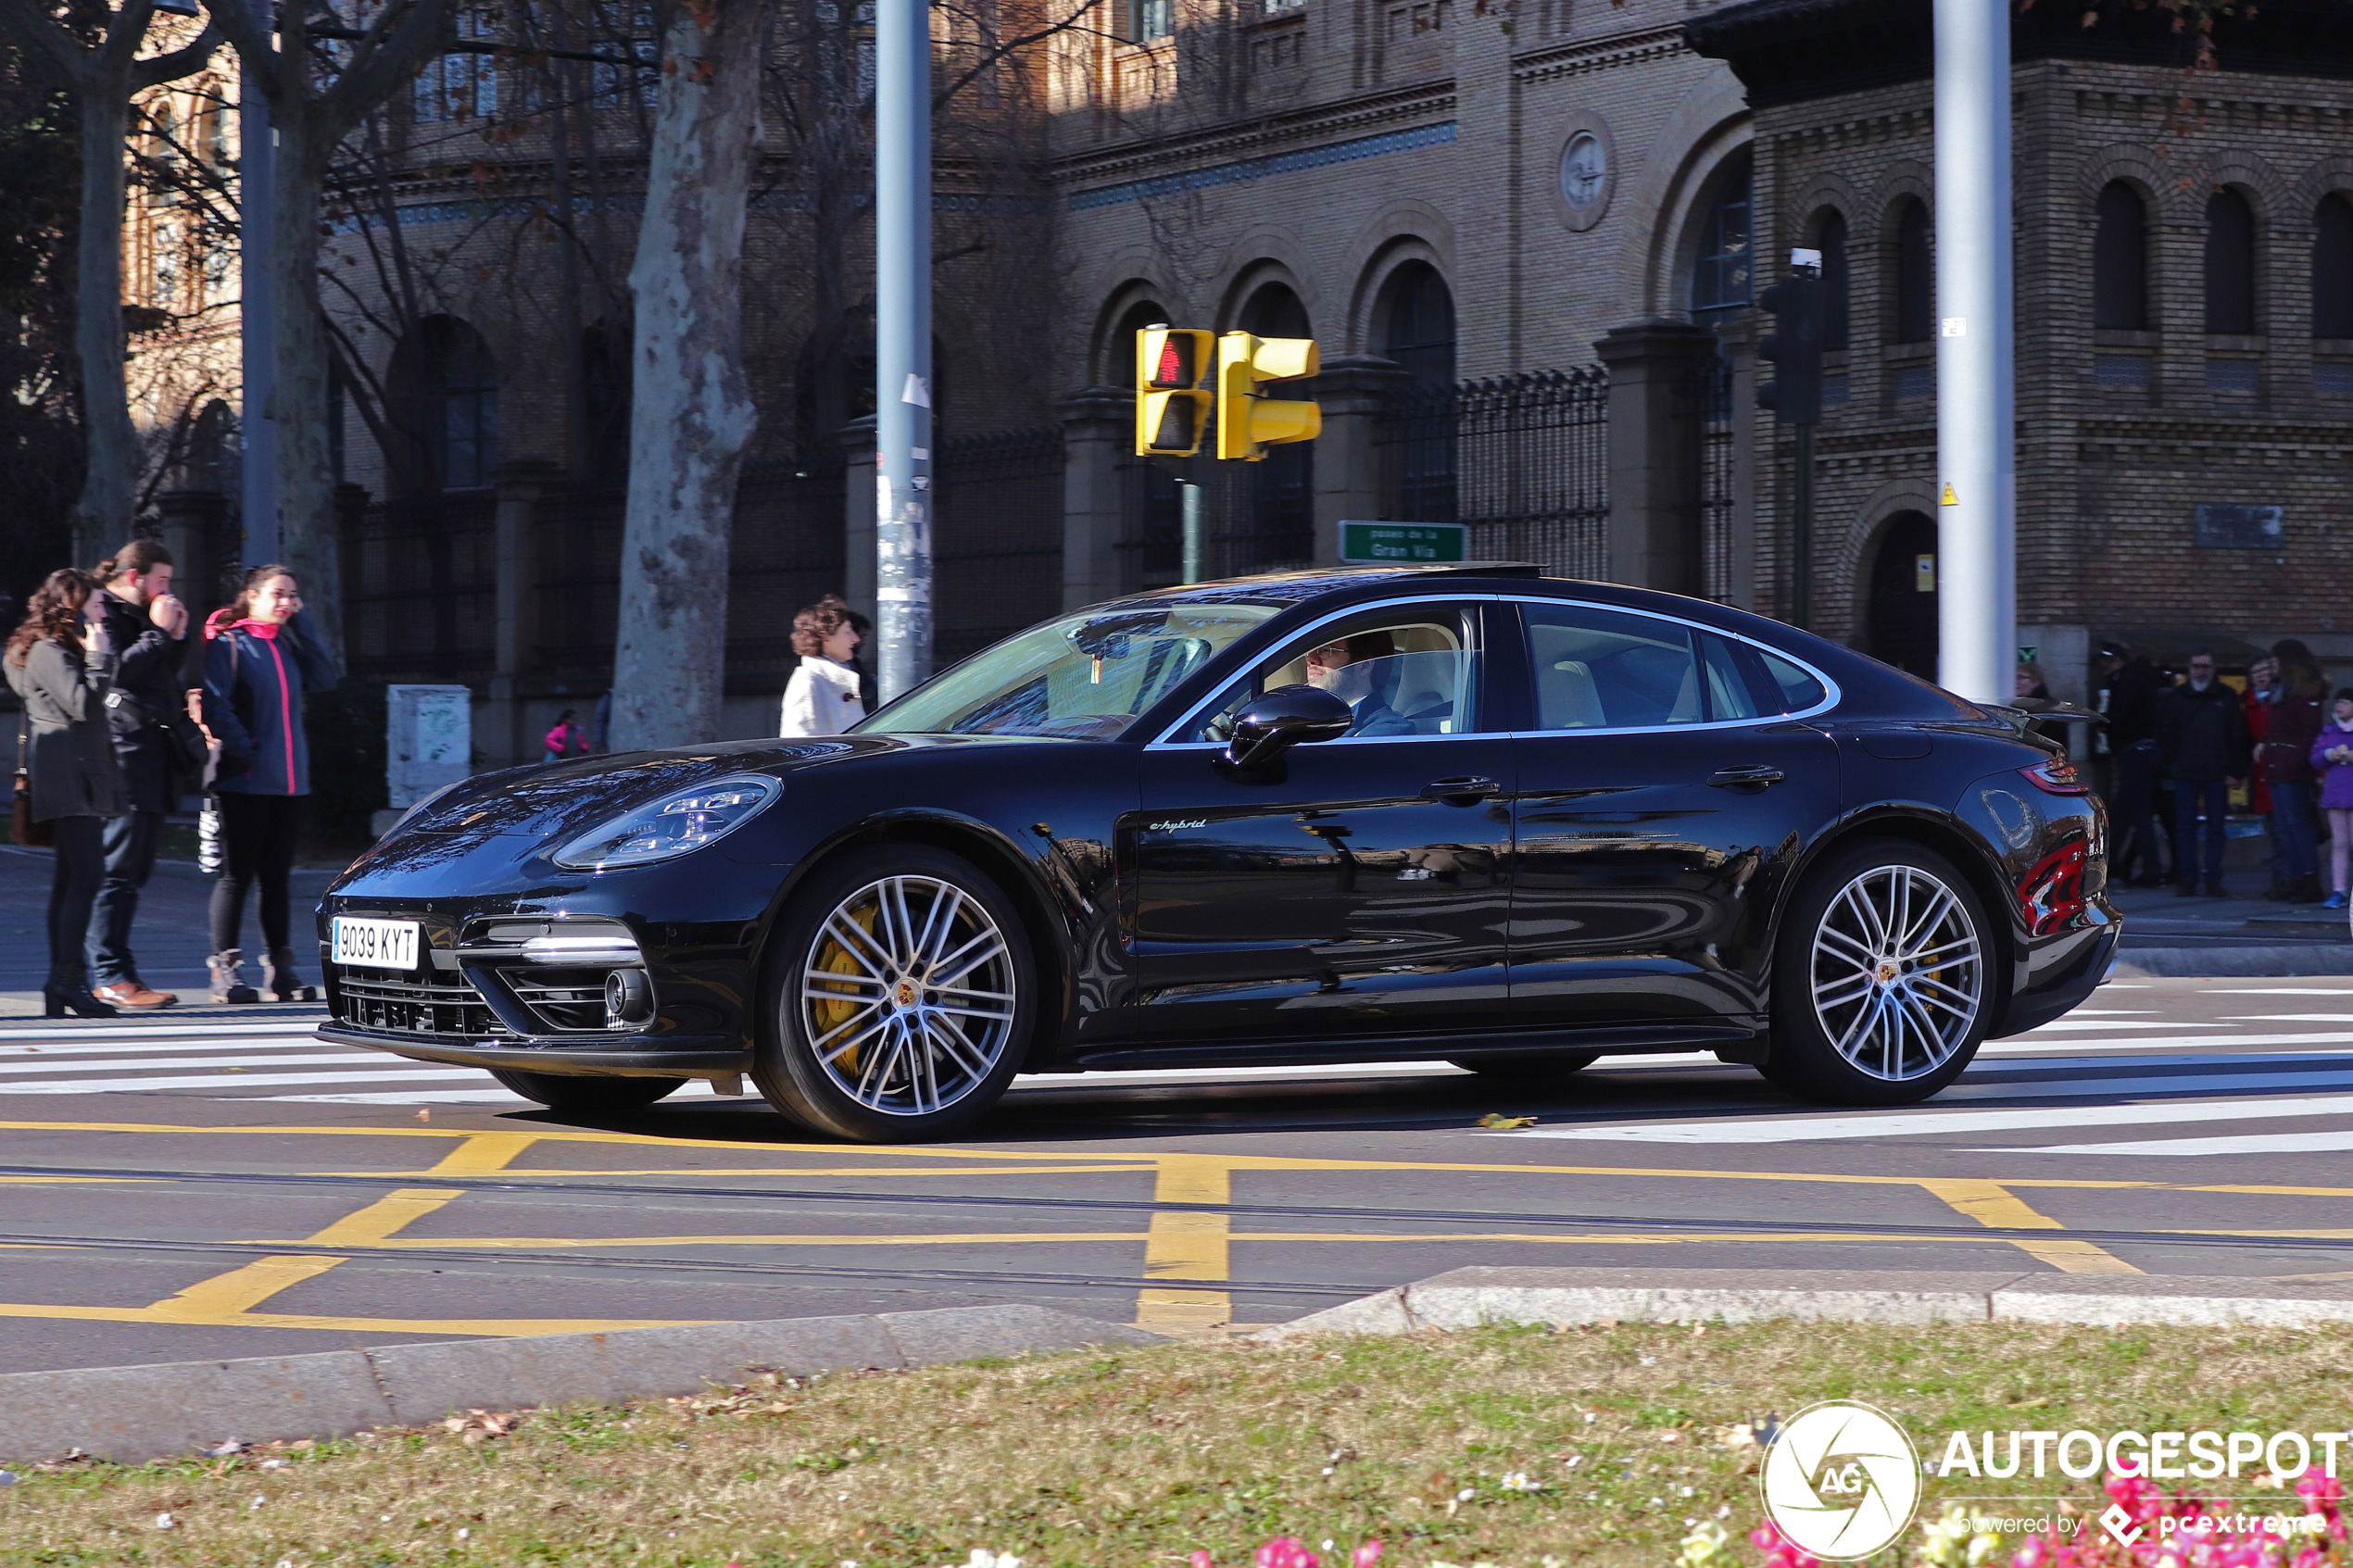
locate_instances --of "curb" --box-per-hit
[1253,1267,2353,1339]
[0,1303,1164,1465]
[2112,945,2353,977]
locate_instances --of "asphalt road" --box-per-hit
[8,973,2353,1375]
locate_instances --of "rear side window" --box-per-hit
[1758,647,1829,712]
[1523,604,1703,730]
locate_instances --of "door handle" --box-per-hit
[1707,764,1785,790]
[1422,775,1502,803]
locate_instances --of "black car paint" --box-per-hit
[316,566,2117,1086]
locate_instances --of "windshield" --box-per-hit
[862,602,1282,739]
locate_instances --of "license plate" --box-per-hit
[333,916,422,971]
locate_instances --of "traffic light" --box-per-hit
[1214,332,1321,461]
[1756,271,1824,426]
[1135,326,1214,457]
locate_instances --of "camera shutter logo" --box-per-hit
[1759,1400,1922,1560]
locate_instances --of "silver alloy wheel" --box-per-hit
[798,874,1018,1117]
[1807,863,1983,1081]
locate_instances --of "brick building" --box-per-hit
[297,0,2353,760]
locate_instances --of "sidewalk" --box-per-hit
[0,844,346,1014]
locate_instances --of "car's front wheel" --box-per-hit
[753,844,1036,1142]
[487,1070,687,1112]
[1765,838,1993,1106]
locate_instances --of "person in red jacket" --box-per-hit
[2244,657,2278,895]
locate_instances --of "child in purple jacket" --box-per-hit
[2310,688,2353,909]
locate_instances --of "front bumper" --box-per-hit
[317,1022,751,1081]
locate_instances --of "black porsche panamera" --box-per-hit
[316,563,2119,1142]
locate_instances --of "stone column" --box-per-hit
[156,488,230,610]
[1716,314,1761,613]
[489,459,561,766]
[1310,356,1413,566]
[1056,386,1131,610]
[1595,319,1718,594]
[840,416,878,623]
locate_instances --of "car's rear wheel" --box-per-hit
[753,844,1035,1143]
[487,1069,687,1112]
[1765,838,1993,1106]
[1448,1051,1602,1082]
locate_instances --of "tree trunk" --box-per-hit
[608,0,762,752]
[68,82,136,567]
[266,109,345,673]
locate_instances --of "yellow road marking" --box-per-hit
[301,1187,468,1246]
[151,1256,348,1315]
[424,1133,544,1176]
[1917,1179,2141,1274]
[300,1164,1160,1180]
[242,1231,1147,1249]
[1139,1155,1231,1336]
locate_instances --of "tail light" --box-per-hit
[2019,759,2091,795]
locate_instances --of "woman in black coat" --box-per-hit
[6,569,128,1016]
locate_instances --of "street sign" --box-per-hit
[1340,521,1467,564]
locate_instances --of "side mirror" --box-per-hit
[1223,684,1352,772]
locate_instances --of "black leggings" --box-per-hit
[46,814,106,988]
[208,792,302,956]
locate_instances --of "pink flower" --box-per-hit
[1353,1544,1382,1568]
[2016,1537,2054,1568]
[1256,1539,1318,1568]
[1193,1553,1215,1568]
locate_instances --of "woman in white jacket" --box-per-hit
[779,595,868,737]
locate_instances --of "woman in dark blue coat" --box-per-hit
[200,564,338,1002]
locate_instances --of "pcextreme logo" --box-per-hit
[1759,1400,1924,1561]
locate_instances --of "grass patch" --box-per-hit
[5,1319,2351,1567]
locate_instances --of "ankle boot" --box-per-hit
[208,949,260,1005]
[263,947,317,1002]
[43,979,117,1018]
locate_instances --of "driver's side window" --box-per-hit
[1192,610,1480,743]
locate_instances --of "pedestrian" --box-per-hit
[2098,640,2170,887]
[779,594,867,737]
[2155,647,2253,898]
[200,564,338,1003]
[2310,689,2353,910]
[83,539,189,1010]
[2243,656,2280,896]
[542,708,590,760]
[2015,661,2051,700]
[6,569,127,1017]
[2265,639,2330,904]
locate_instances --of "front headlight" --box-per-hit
[550,775,783,871]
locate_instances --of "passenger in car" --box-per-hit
[1303,632,1415,738]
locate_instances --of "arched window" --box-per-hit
[1893,199,1932,343]
[1691,153,1753,323]
[2314,194,2353,340]
[1378,261,1456,388]
[1378,262,1456,523]
[2094,181,2148,332]
[1107,297,1172,383]
[1237,282,1314,571]
[391,314,500,493]
[2205,188,2257,335]
[1817,210,1851,352]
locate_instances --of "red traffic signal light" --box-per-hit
[1136,326,1214,457]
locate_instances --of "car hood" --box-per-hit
[333,731,1095,888]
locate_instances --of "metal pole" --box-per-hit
[1180,479,1202,583]
[1932,0,2016,703]
[874,0,932,702]
[238,0,277,567]
[1790,424,1813,631]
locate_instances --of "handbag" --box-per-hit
[11,705,52,850]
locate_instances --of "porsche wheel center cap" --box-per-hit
[1874,960,1901,985]
[893,978,920,1010]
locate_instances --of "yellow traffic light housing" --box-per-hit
[1135,326,1214,457]
[1214,332,1320,461]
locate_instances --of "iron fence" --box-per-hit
[1695,351,1738,603]
[1376,367,1609,575]
[934,427,1065,666]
